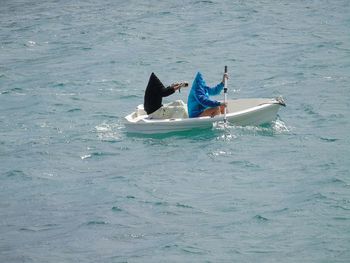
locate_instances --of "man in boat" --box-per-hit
[187,72,228,118]
[144,72,188,119]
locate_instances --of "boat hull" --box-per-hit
[125,98,284,134]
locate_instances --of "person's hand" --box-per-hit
[171,81,188,91]
[222,73,229,84]
[181,81,189,87]
[170,83,179,90]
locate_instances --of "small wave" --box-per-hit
[305,193,328,203]
[52,82,65,88]
[80,151,120,160]
[95,122,123,142]
[80,154,91,160]
[86,220,108,226]
[158,11,171,15]
[330,177,348,186]
[302,103,319,116]
[333,217,350,221]
[228,125,272,136]
[162,244,179,249]
[110,175,126,180]
[318,162,336,171]
[19,227,39,232]
[253,215,269,222]
[272,119,290,133]
[194,0,215,4]
[19,224,58,232]
[71,96,84,101]
[213,123,237,140]
[128,233,145,239]
[162,211,178,216]
[272,208,289,213]
[210,150,232,157]
[176,60,189,64]
[176,203,194,209]
[24,40,36,47]
[218,133,237,141]
[140,200,194,210]
[4,170,31,180]
[214,118,290,138]
[1,87,24,95]
[5,169,25,177]
[111,206,123,212]
[0,90,10,95]
[181,245,208,255]
[331,205,350,211]
[229,160,260,168]
[142,200,169,207]
[55,92,77,97]
[155,201,170,206]
[320,137,338,142]
[67,108,81,113]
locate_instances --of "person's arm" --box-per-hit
[161,82,188,97]
[194,85,221,108]
[208,73,228,95]
[161,86,176,97]
[207,82,224,96]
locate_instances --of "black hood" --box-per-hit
[146,72,165,92]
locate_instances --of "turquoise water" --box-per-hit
[1,0,350,262]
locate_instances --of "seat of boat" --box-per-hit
[135,100,189,119]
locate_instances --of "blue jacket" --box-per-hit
[187,72,224,118]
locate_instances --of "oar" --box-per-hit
[223,66,228,126]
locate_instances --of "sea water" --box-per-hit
[1,1,349,262]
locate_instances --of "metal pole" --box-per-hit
[224,66,228,125]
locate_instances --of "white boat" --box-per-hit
[124,97,286,134]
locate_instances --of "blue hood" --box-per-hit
[192,72,207,90]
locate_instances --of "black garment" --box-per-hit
[143,72,175,114]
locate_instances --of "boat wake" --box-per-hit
[94,121,124,142]
[272,118,290,133]
[214,117,290,140]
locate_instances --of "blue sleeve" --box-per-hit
[194,85,221,108]
[208,82,224,96]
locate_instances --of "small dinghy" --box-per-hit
[125,97,286,134]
